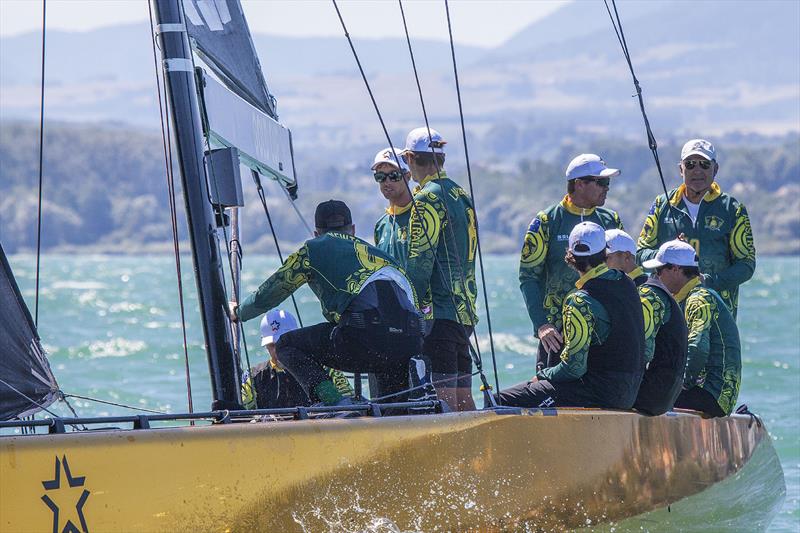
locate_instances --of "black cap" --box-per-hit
[314,200,352,230]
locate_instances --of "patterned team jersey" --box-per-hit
[638,282,672,364]
[675,277,742,416]
[537,264,615,383]
[374,203,412,269]
[519,195,623,335]
[241,361,353,409]
[406,171,478,325]
[637,182,755,318]
[237,232,415,324]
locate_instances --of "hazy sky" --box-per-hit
[0,0,568,47]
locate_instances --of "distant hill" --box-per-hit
[1,0,798,140]
[1,121,797,257]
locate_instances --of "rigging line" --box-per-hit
[33,0,47,328]
[252,172,305,328]
[64,394,167,414]
[0,378,83,431]
[602,0,679,234]
[444,0,501,399]
[333,1,493,403]
[148,0,194,415]
[370,370,480,402]
[282,186,315,237]
[395,0,493,397]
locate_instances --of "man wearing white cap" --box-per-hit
[241,309,353,409]
[372,147,413,268]
[500,222,645,409]
[643,239,741,417]
[519,153,624,372]
[401,127,478,411]
[637,139,755,319]
[605,229,647,286]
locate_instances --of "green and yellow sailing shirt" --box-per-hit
[519,196,623,335]
[237,232,415,324]
[638,281,672,364]
[537,264,616,382]
[675,276,742,416]
[406,171,478,325]
[637,183,755,318]
[241,360,353,409]
[374,203,411,269]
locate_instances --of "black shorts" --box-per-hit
[423,319,473,376]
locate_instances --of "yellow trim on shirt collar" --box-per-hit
[561,194,596,216]
[670,182,722,206]
[386,202,412,216]
[674,276,702,303]
[416,170,448,189]
[627,266,644,280]
[575,263,609,289]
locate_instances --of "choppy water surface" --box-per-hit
[8,254,800,531]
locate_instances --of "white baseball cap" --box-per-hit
[642,240,699,269]
[569,221,606,256]
[260,309,298,346]
[371,147,409,171]
[565,154,620,180]
[605,229,637,255]
[403,127,447,154]
[681,139,716,161]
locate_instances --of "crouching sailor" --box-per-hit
[241,309,353,409]
[499,222,645,409]
[231,200,425,406]
[644,239,741,417]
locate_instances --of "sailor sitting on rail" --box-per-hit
[231,200,426,407]
[499,222,645,409]
[241,309,353,410]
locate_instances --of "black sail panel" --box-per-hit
[182,0,277,118]
[0,244,59,420]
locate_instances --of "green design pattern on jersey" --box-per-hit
[679,281,742,416]
[238,232,411,324]
[406,171,478,325]
[638,283,671,364]
[519,196,623,335]
[637,183,755,318]
[537,268,619,383]
[374,204,411,269]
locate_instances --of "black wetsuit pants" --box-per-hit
[674,387,726,417]
[276,321,422,403]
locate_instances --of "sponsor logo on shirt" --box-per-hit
[528,218,541,233]
[705,215,725,231]
[556,234,570,241]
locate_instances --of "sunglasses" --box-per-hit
[683,159,713,170]
[374,170,404,183]
[579,176,611,187]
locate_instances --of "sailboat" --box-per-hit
[0,1,786,531]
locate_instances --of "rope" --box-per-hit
[603,0,680,234]
[443,0,501,401]
[282,186,315,236]
[370,371,480,402]
[33,0,47,327]
[393,0,496,403]
[148,3,194,414]
[252,171,305,328]
[64,394,167,415]
[0,379,86,431]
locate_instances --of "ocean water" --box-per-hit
[7,254,800,531]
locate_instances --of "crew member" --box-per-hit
[520,154,624,371]
[633,247,688,416]
[402,127,478,411]
[372,147,412,268]
[499,222,645,409]
[241,309,353,409]
[605,229,647,286]
[231,200,424,407]
[644,239,742,417]
[637,139,756,319]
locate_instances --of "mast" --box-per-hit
[152,0,241,410]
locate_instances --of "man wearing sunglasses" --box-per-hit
[520,154,624,373]
[372,147,413,269]
[636,139,755,319]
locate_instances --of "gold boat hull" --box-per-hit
[0,408,785,532]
